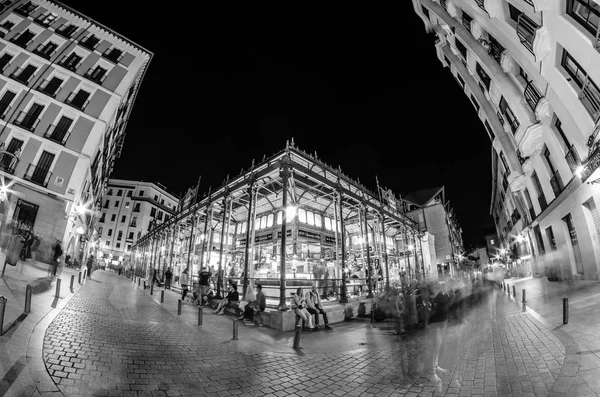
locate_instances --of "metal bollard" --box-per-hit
[293,324,302,349]
[506,284,509,296]
[370,307,374,323]
[563,297,569,324]
[522,289,526,303]
[25,285,32,313]
[150,284,154,295]
[0,296,6,336]
[70,275,74,290]
[232,319,239,340]
[143,280,146,289]
[160,290,164,303]
[83,269,87,279]
[138,278,141,286]
[55,278,61,298]
[78,271,82,284]
[198,306,203,325]
[177,299,182,315]
[512,285,516,298]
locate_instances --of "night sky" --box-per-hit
[59,1,494,248]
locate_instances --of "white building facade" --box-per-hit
[412,0,600,280]
[97,179,178,267]
[0,0,152,264]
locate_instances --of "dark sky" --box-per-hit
[60,1,494,247]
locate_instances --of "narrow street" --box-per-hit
[39,272,578,397]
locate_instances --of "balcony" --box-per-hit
[13,110,41,131]
[65,92,90,111]
[55,24,76,39]
[24,163,52,188]
[565,145,581,173]
[516,14,539,54]
[33,14,56,27]
[10,32,34,49]
[33,43,57,60]
[440,0,447,11]
[474,0,486,11]
[79,37,99,51]
[102,48,123,63]
[578,77,600,122]
[488,36,505,65]
[0,21,14,38]
[58,55,81,72]
[14,3,36,17]
[84,68,107,84]
[0,151,18,174]
[9,67,35,85]
[524,80,543,112]
[37,79,61,98]
[462,14,473,33]
[43,124,71,145]
[549,170,564,197]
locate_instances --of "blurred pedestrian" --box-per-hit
[86,255,93,278]
[165,267,173,289]
[51,240,63,278]
[180,268,190,301]
[429,281,451,384]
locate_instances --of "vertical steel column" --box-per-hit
[218,196,228,298]
[199,212,209,271]
[418,233,426,279]
[381,214,389,289]
[358,204,366,276]
[278,156,291,308]
[364,205,373,298]
[169,223,176,270]
[220,198,233,299]
[186,214,196,273]
[246,186,258,297]
[157,232,163,276]
[332,194,340,280]
[405,227,412,281]
[338,188,347,303]
[205,207,215,268]
[242,181,255,296]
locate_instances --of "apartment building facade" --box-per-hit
[412,0,600,280]
[0,0,151,264]
[404,186,465,277]
[97,179,178,266]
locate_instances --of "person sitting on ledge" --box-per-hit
[306,284,332,330]
[214,283,239,315]
[292,287,315,331]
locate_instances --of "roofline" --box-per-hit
[107,178,179,202]
[49,0,153,56]
[403,186,445,207]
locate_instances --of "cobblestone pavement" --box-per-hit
[42,273,570,397]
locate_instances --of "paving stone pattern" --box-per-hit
[42,275,567,396]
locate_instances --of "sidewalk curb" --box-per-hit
[25,273,87,397]
[507,287,581,397]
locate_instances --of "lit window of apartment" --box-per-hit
[561,50,600,119]
[567,0,600,37]
[125,202,130,209]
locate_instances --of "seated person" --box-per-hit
[214,283,239,315]
[243,284,266,324]
[292,287,315,331]
[201,285,215,306]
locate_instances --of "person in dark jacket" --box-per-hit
[429,282,451,384]
[165,267,173,289]
[214,283,239,315]
[51,240,63,278]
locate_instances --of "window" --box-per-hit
[476,63,491,91]
[127,191,132,197]
[127,244,131,251]
[98,227,103,235]
[46,115,72,144]
[456,74,465,89]
[544,146,564,196]
[35,12,57,27]
[130,217,137,227]
[444,55,451,67]
[533,225,545,254]
[490,239,495,245]
[554,118,571,152]
[114,201,119,207]
[0,90,15,119]
[10,29,36,48]
[315,214,322,228]
[60,52,82,72]
[117,231,122,240]
[298,208,306,223]
[85,65,108,84]
[277,211,282,225]
[150,207,156,217]
[462,12,473,32]
[421,6,430,19]
[154,195,158,201]
[11,64,37,85]
[567,0,600,36]
[111,214,116,222]
[133,203,140,212]
[306,211,315,226]
[108,229,113,236]
[545,226,557,250]
[561,50,600,118]
[470,95,480,112]
[33,41,58,59]
[499,96,519,134]
[532,171,548,210]
[500,152,510,174]
[105,241,109,246]
[104,200,109,208]
[0,53,13,73]
[56,24,77,38]
[99,213,105,223]
[267,213,274,227]
[15,102,43,131]
[108,189,113,195]
[117,189,123,196]
[161,199,165,205]
[139,190,144,196]
[121,215,126,223]
[103,47,123,63]
[484,120,495,140]
[324,217,332,231]
[38,76,63,98]
[509,4,523,23]
[116,243,120,248]
[14,2,37,17]
[66,88,91,111]
[80,34,100,51]
[455,39,468,60]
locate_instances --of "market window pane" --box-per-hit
[315,214,322,227]
[267,213,273,227]
[307,211,315,226]
[260,216,266,229]
[298,208,306,223]
[368,233,373,243]
[324,217,331,230]
[214,233,220,243]
[338,221,342,233]
[277,211,282,225]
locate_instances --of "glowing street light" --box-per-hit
[75,204,87,215]
[516,234,524,243]
[575,165,585,178]
[407,244,414,251]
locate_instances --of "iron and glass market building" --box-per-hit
[412,0,600,280]
[131,141,436,306]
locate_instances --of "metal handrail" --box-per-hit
[84,67,107,84]
[24,163,52,188]
[517,14,539,54]
[37,79,61,98]
[58,55,82,72]
[14,110,41,131]
[524,80,543,112]
[44,123,71,145]
[0,151,18,174]
[9,67,35,85]
[33,43,57,60]
[65,91,90,111]
[102,49,124,63]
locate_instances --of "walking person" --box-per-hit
[86,255,94,278]
[180,268,190,301]
[429,281,451,384]
[51,240,63,279]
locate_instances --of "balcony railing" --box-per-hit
[488,36,505,65]
[83,68,107,84]
[65,92,90,111]
[33,43,57,60]
[55,24,76,38]
[440,0,447,11]
[565,145,581,173]
[0,22,13,38]
[43,124,71,145]
[37,79,61,98]
[33,15,56,27]
[474,0,486,11]
[58,55,81,72]
[578,76,600,122]
[462,14,473,33]
[79,37,99,51]
[14,110,41,131]
[102,49,123,63]
[524,80,543,112]
[516,14,539,54]
[14,3,36,17]
[0,151,19,174]
[24,163,52,187]
[538,195,548,212]
[9,67,35,85]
